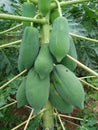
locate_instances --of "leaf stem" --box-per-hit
[59,113,98,124]
[67,55,98,77]
[54,0,62,17]
[0,40,21,48]
[51,0,90,10]
[30,0,90,9]
[11,109,45,130]
[23,109,34,130]
[0,69,27,90]
[55,109,66,130]
[70,33,98,43]
[0,14,47,24]
[0,23,23,35]
[79,75,96,79]
[79,79,98,90]
[0,101,17,110]
[0,98,32,111]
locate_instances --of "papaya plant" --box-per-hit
[0,0,98,129]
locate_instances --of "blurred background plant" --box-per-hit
[0,0,98,129]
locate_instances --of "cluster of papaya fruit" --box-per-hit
[16,1,85,114]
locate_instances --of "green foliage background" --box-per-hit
[0,0,98,129]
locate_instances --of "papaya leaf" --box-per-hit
[0,50,12,74]
[0,93,7,107]
[0,47,19,84]
[68,18,87,36]
[0,74,21,107]
[0,0,20,14]
[63,5,87,36]
[76,41,98,76]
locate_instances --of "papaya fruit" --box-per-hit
[18,26,39,72]
[52,64,85,109]
[61,36,77,71]
[22,2,36,27]
[50,9,59,23]
[26,68,50,112]
[34,44,53,79]
[16,78,28,108]
[49,16,70,62]
[49,83,73,113]
[38,0,51,16]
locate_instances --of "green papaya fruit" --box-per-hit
[18,26,39,72]
[22,2,36,27]
[52,64,85,109]
[38,0,51,16]
[34,44,53,79]
[16,78,28,108]
[49,16,70,62]
[61,36,77,71]
[49,83,73,113]
[26,68,50,112]
[50,9,59,23]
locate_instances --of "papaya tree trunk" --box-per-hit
[43,101,54,130]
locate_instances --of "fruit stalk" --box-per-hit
[0,23,22,35]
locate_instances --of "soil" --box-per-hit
[11,105,81,130]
